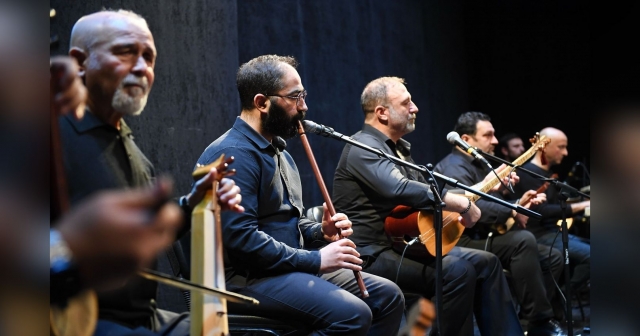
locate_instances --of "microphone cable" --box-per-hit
[395,237,419,285]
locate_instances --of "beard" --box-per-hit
[111,75,149,116]
[388,106,416,134]
[262,100,306,139]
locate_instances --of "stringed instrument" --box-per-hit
[384,133,550,256]
[190,154,235,336]
[498,173,557,234]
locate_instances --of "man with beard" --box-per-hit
[510,127,590,292]
[499,132,526,161]
[195,55,405,335]
[434,112,566,336]
[333,77,522,336]
[57,10,243,335]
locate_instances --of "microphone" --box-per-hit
[446,131,492,169]
[302,120,345,139]
[567,161,580,177]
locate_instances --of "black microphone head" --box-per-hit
[302,120,320,134]
[446,131,460,144]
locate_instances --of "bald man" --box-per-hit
[57,9,242,335]
[511,127,590,292]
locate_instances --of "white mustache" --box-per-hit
[120,76,149,91]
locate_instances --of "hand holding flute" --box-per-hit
[297,121,369,298]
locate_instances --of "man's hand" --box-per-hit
[480,164,520,193]
[319,239,363,274]
[443,193,481,228]
[512,190,546,228]
[50,56,86,119]
[186,168,244,213]
[321,202,353,242]
[56,177,182,290]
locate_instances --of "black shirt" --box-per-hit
[333,124,445,258]
[509,161,574,237]
[434,148,513,239]
[60,111,157,329]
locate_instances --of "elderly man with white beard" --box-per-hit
[56,10,243,335]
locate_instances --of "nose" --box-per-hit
[299,97,308,112]
[491,135,499,145]
[410,101,419,113]
[131,55,149,76]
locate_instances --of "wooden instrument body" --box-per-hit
[191,155,232,336]
[384,205,465,257]
[191,189,229,336]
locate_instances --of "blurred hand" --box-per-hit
[512,190,546,228]
[482,164,520,193]
[56,177,182,290]
[321,202,353,241]
[319,239,362,273]
[186,168,244,213]
[50,56,86,119]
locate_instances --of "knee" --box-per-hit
[375,277,405,312]
[443,259,477,288]
[513,230,537,250]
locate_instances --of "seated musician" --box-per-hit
[434,112,567,335]
[53,10,243,335]
[499,132,526,161]
[509,127,590,292]
[332,76,523,336]
[195,55,405,335]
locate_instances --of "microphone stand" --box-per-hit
[475,148,590,199]
[306,126,541,335]
[426,171,445,335]
[475,148,588,335]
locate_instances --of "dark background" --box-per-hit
[49,0,640,328]
[50,0,601,208]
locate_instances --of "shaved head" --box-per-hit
[70,10,149,52]
[540,127,567,142]
[68,9,156,125]
[539,127,569,166]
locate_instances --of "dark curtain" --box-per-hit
[49,0,595,312]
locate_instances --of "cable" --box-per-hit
[548,229,567,305]
[395,239,416,285]
[484,232,493,251]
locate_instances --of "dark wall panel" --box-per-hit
[237,0,469,208]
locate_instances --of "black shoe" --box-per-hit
[527,319,568,336]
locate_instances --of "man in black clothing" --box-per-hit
[510,127,590,291]
[195,55,405,335]
[333,77,523,336]
[57,10,243,335]
[434,112,565,336]
[499,132,526,161]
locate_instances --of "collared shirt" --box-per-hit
[434,148,513,238]
[509,161,574,237]
[196,117,324,280]
[59,111,157,329]
[332,124,445,258]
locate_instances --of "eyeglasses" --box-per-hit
[266,90,307,107]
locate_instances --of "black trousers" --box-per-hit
[364,246,522,336]
[227,269,405,336]
[457,229,563,322]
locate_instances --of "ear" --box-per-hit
[460,134,472,143]
[501,147,508,156]
[374,105,388,122]
[253,94,270,113]
[69,47,87,78]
